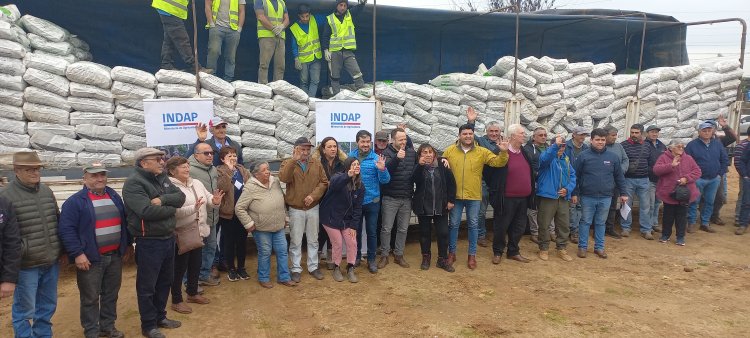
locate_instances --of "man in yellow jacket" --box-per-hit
[442,122,509,270]
[254,0,289,84]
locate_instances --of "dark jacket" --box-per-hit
[621,138,654,179]
[523,140,547,173]
[319,173,364,230]
[737,142,750,178]
[685,137,730,179]
[58,186,130,263]
[0,179,60,269]
[572,146,627,198]
[382,144,417,198]
[187,136,243,166]
[564,139,589,165]
[123,167,185,239]
[411,158,456,216]
[0,196,21,283]
[485,147,536,211]
[647,138,667,182]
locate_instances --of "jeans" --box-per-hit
[289,206,320,273]
[323,225,358,266]
[213,220,224,267]
[621,177,652,233]
[711,174,727,220]
[449,199,481,255]
[492,197,528,257]
[688,176,721,226]
[77,254,122,338]
[648,181,662,228]
[537,197,570,250]
[299,59,322,98]
[380,196,411,256]
[135,237,175,332]
[330,50,365,94]
[221,216,247,270]
[253,230,292,283]
[569,201,582,237]
[199,222,218,281]
[356,202,380,262]
[12,263,59,338]
[206,26,241,81]
[171,247,201,304]
[258,37,285,84]
[737,178,745,223]
[579,196,612,251]
[739,178,750,227]
[159,13,195,69]
[418,214,449,258]
[478,182,489,239]
[661,203,688,243]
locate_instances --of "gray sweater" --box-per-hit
[606,142,630,173]
[189,156,219,226]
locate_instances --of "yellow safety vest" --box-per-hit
[152,0,189,20]
[205,0,240,30]
[289,16,322,63]
[257,0,285,39]
[327,11,356,52]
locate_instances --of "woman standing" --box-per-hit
[314,136,347,270]
[412,144,456,272]
[319,157,364,283]
[235,161,297,288]
[653,140,701,246]
[166,156,224,314]
[216,146,251,281]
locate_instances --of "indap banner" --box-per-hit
[143,98,214,147]
[315,100,376,144]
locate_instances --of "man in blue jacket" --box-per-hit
[536,135,576,262]
[58,162,131,338]
[571,128,628,259]
[349,130,390,273]
[685,121,729,233]
[564,126,590,245]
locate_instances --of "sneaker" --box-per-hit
[368,260,378,274]
[198,277,220,286]
[332,266,345,282]
[227,269,240,282]
[557,249,573,262]
[142,328,165,338]
[347,265,359,283]
[538,250,549,261]
[310,269,324,280]
[675,240,686,246]
[291,272,302,283]
[659,237,668,243]
[99,328,125,338]
[641,231,654,240]
[621,230,630,238]
[436,257,455,272]
[735,226,748,235]
[157,318,181,329]
[237,269,250,280]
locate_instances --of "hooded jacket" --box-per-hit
[536,143,577,201]
[123,167,186,239]
[312,146,348,180]
[442,140,508,201]
[235,176,287,233]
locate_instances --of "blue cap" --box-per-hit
[698,121,715,130]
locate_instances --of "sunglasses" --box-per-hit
[198,151,215,156]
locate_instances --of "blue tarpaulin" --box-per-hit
[14,1,687,86]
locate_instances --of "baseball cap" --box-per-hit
[646,125,661,132]
[698,121,715,130]
[209,116,227,128]
[83,161,108,174]
[375,130,389,141]
[572,126,591,135]
[294,137,312,147]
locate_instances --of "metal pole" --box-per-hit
[634,14,647,98]
[512,3,519,95]
[191,0,201,95]
[372,0,377,98]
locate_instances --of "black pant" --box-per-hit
[171,246,202,304]
[662,203,688,241]
[135,237,175,332]
[493,197,528,257]
[77,253,122,337]
[159,14,195,69]
[605,189,620,231]
[418,214,449,258]
[221,216,247,270]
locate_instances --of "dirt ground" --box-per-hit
[2,173,750,337]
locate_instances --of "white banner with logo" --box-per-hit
[143,98,214,147]
[315,100,376,144]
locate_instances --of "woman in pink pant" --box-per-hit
[319,157,364,283]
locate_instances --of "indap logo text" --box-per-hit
[162,112,200,130]
[330,112,361,129]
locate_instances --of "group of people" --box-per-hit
[153,0,368,95]
[1,109,749,338]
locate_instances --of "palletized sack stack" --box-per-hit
[110,66,158,164]
[0,13,30,154]
[268,80,313,158]
[233,80,277,160]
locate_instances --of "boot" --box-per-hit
[467,255,477,270]
[420,254,431,270]
[377,256,389,269]
[436,257,455,272]
[447,252,456,265]
[394,255,410,268]
[347,264,358,283]
[332,266,344,282]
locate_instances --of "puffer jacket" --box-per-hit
[235,176,287,232]
[0,196,21,282]
[0,179,60,269]
[123,167,186,239]
[536,143,577,201]
[382,144,417,198]
[348,149,390,204]
[169,177,217,238]
[653,150,702,205]
[188,155,219,226]
[442,141,508,201]
[216,164,251,219]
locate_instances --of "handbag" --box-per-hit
[670,184,691,205]
[175,185,205,255]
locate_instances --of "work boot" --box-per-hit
[447,252,456,265]
[641,231,654,240]
[142,329,165,338]
[700,225,716,233]
[538,250,549,261]
[652,225,662,233]
[420,254,431,270]
[186,294,210,305]
[467,255,477,270]
[377,256,389,269]
[605,228,622,239]
[492,255,501,265]
[347,264,359,283]
[367,260,378,274]
[621,230,630,238]
[394,255,410,268]
[557,249,573,262]
[332,266,344,282]
[735,227,748,235]
[157,318,181,329]
[530,235,539,244]
[310,269,324,280]
[594,249,608,259]
[687,223,697,233]
[478,237,489,247]
[711,217,725,226]
[569,233,579,244]
[170,302,192,314]
[577,248,587,258]
[436,257,455,272]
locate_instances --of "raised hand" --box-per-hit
[499,140,509,152]
[376,154,386,171]
[291,147,302,162]
[717,114,727,128]
[555,134,565,146]
[672,155,681,167]
[348,167,355,177]
[466,106,478,123]
[397,122,407,131]
[196,123,208,142]
[212,189,225,205]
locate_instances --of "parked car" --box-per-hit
[741,115,750,135]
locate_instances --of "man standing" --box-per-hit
[536,135,576,261]
[378,128,417,269]
[603,126,629,238]
[1,151,61,337]
[466,109,502,248]
[290,4,324,97]
[58,162,130,338]
[572,128,628,259]
[564,127,590,244]
[645,125,667,232]
[685,121,729,233]
[620,124,655,239]
[709,115,738,226]
[123,148,186,338]
[733,127,750,225]
[187,117,243,166]
[524,127,552,244]
[205,0,246,81]
[374,130,389,155]
[443,120,508,270]
[322,0,367,95]
[279,137,329,282]
[254,0,288,84]
[152,0,210,72]
[189,143,221,286]
[735,135,750,235]
[349,130,390,273]
[0,195,21,301]
[486,124,535,264]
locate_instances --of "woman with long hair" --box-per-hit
[216,146,252,281]
[314,136,348,270]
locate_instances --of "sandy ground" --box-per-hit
[2,173,749,337]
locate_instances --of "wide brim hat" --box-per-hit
[12,151,44,167]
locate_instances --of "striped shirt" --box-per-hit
[88,191,122,254]
[734,139,750,174]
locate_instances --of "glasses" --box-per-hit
[198,151,215,156]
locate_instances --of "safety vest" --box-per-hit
[289,16,322,63]
[206,0,240,30]
[257,0,286,39]
[327,11,356,52]
[152,0,189,20]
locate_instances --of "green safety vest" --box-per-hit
[257,0,285,39]
[289,16,322,63]
[152,0,189,20]
[327,11,356,52]
[206,0,240,30]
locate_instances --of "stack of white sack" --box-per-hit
[269,80,312,158]
[233,80,277,160]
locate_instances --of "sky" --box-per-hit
[374,0,749,71]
